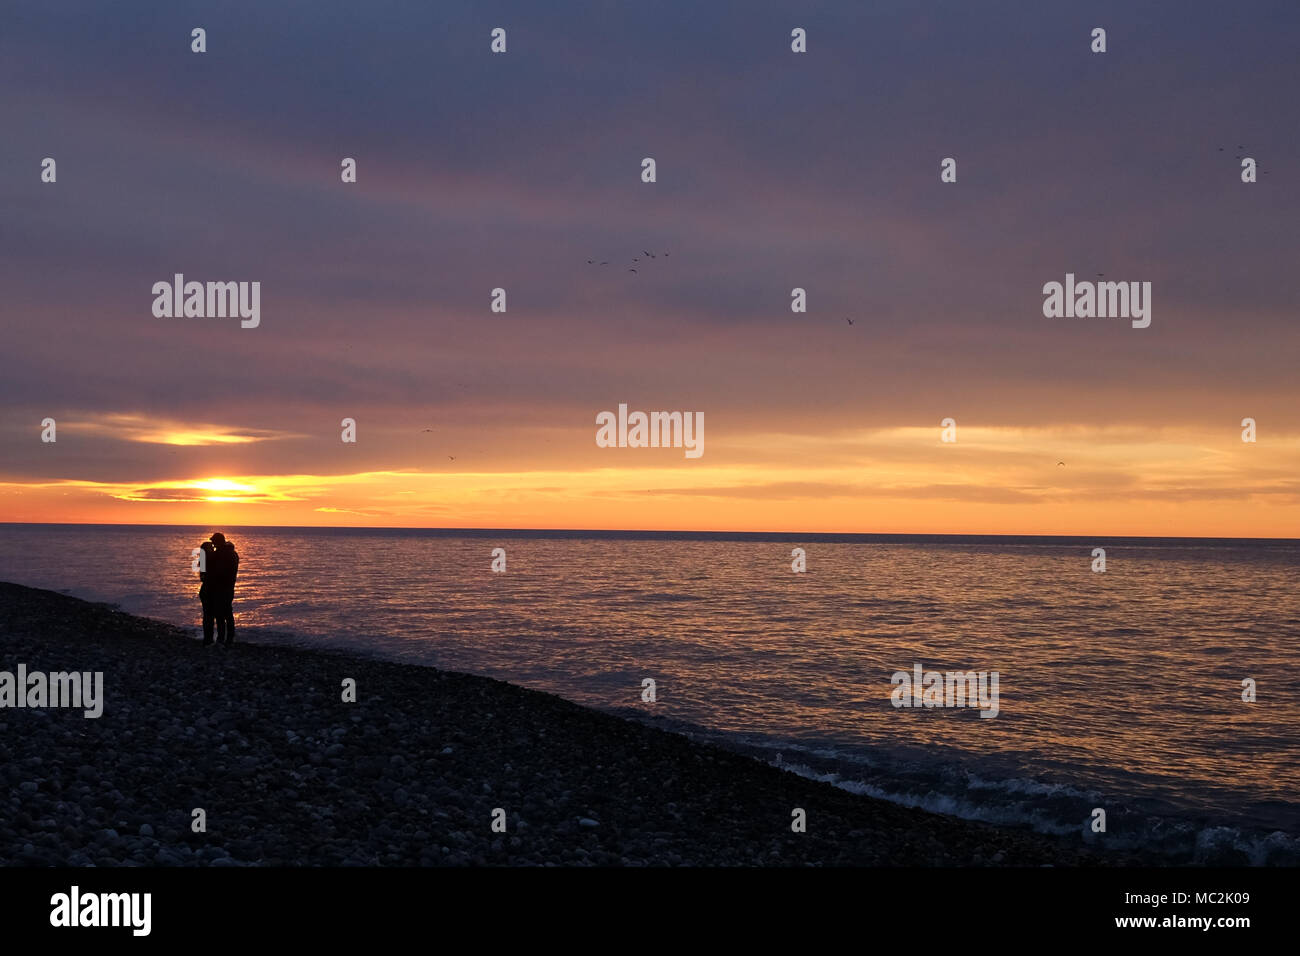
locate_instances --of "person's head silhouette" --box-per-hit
[210,532,226,546]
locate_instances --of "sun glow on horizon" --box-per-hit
[192,478,257,494]
[2,425,1298,537]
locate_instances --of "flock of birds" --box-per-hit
[587,250,670,273]
[1218,145,1268,176]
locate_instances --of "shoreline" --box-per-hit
[5,522,1298,543]
[0,581,1130,866]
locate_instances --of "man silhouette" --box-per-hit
[208,533,240,645]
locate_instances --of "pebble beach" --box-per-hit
[0,581,1122,867]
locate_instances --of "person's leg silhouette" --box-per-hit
[200,585,215,645]
[221,588,235,644]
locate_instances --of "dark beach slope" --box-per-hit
[0,581,1118,867]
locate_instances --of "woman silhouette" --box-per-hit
[197,540,217,646]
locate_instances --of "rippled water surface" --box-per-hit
[2,524,1296,861]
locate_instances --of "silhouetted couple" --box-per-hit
[198,532,240,646]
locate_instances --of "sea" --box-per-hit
[1,523,1296,863]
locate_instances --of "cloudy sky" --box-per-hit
[2,0,1297,535]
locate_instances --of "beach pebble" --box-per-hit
[578,817,600,828]
[138,824,154,837]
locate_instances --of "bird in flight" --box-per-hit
[600,261,608,265]
[844,317,854,325]
[1057,461,1065,467]
[587,259,594,264]
[448,456,456,461]
[628,268,637,273]
[421,428,434,433]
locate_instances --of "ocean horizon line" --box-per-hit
[1,521,1296,544]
